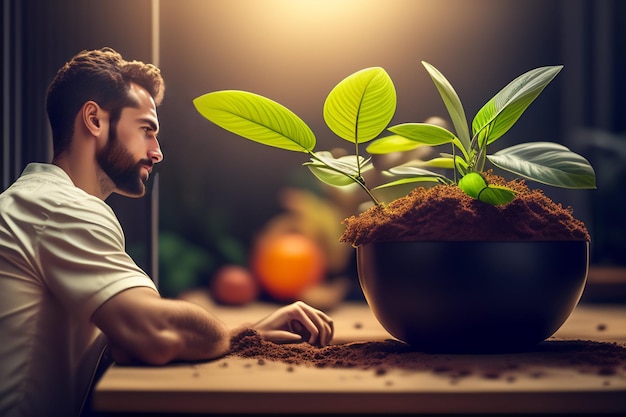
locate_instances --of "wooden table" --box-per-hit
[93,291,626,414]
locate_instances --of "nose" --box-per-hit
[148,146,163,164]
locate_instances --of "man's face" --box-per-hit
[97,83,162,197]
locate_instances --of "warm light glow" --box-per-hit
[160,0,554,147]
[202,0,456,72]
[167,0,504,126]
[261,0,379,19]
[157,0,562,244]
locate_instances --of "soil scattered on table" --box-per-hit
[229,329,626,382]
[340,173,590,246]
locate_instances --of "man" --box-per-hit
[0,47,334,417]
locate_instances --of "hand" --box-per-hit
[252,301,334,347]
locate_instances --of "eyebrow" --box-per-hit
[138,118,159,132]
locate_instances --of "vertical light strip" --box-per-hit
[150,0,160,286]
[151,0,160,67]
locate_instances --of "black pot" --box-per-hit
[356,241,589,353]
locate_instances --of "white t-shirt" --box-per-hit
[0,163,158,417]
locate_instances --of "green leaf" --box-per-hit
[193,90,315,152]
[388,165,450,178]
[458,172,516,205]
[457,172,486,198]
[391,156,455,170]
[324,67,396,144]
[432,153,460,169]
[422,61,471,152]
[419,157,456,169]
[477,185,518,205]
[366,135,424,154]
[373,176,443,190]
[387,123,457,147]
[304,151,372,187]
[472,66,562,145]
[306,165,355,187]
[441,152,470,174]
[377,166,453,188]
[487,142,597,189]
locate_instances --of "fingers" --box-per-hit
[258,329,306,344]
[290,301,334,346]
[281,301,333,346]
[252,301,334,347]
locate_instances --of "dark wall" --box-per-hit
[3,0,625,294]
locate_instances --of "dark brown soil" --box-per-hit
[230,329,626,382]
[340,173,590,247]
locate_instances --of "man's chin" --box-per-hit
[115,183,147,198]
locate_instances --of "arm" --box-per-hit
[92,288,334,366]
[92,287,231,365]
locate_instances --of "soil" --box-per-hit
[230,329,626,382]
[340,173,590,247]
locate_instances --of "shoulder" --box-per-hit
[11,163,123,237]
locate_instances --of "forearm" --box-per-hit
[93,288,231,365]
[162,298,232,362]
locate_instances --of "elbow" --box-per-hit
[133,328,232,365]
[110,337,180,366]
[209,330,231,359]
[196,326,231,361]
[136,331,185,365]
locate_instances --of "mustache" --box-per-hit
[139,159,154,169]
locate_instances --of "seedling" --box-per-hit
[193,62,596,207]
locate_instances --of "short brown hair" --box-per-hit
[46,47,165,157]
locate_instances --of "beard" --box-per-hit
[97,128,153,197]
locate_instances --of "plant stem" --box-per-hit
[307,151,382,207]
[356,178,382,206]
[354,138,382,206]
[354,139,362,178]
[451,144,458,183]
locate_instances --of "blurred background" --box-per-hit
[2,0,625,303]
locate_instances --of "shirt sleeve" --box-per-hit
[35,197,158,320]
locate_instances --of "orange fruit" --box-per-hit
[250,233,327,301]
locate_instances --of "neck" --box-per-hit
[52,152,114,200]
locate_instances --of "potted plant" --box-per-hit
[193,62,596,353]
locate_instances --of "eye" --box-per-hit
[142,126,157,138]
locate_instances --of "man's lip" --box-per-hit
[141,165,152,179]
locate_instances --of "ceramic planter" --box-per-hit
[356,241,589,353]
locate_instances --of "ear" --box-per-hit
[81,101,105,136]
